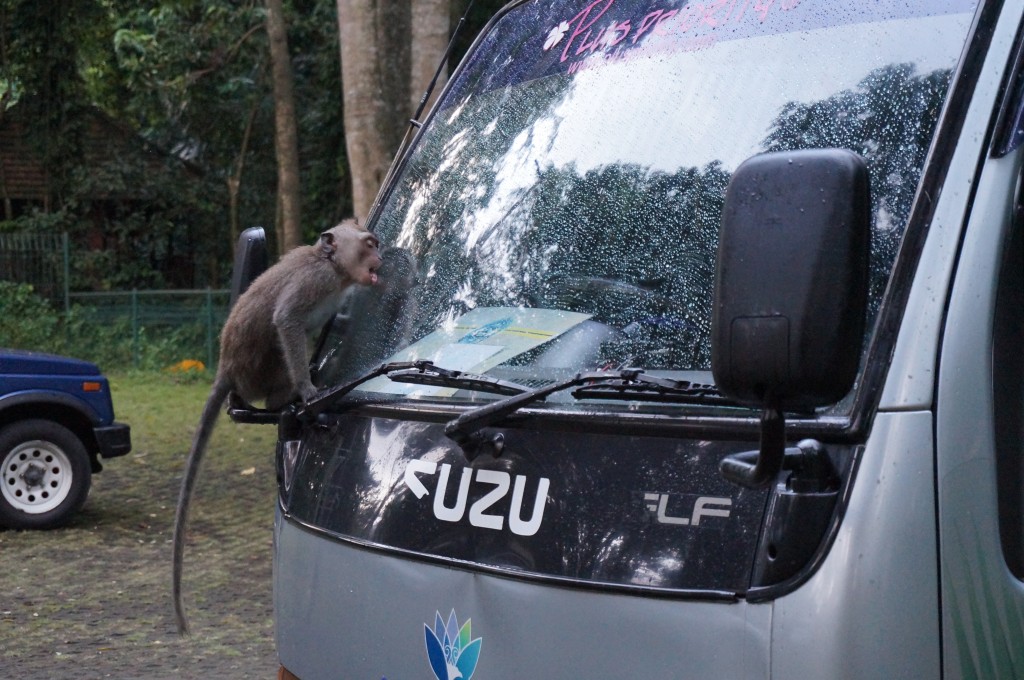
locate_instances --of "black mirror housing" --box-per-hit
[229,226,269,309]
[711,149,871,411]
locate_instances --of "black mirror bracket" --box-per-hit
[720,407,786,488]
[719,409,838,491]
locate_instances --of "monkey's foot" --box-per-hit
[227,392,258,410]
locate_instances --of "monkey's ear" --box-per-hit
[319,231,337,257]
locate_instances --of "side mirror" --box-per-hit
[229,226,269,309]
[712,149,870,487]
[226,226,279,424]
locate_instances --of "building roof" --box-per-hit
[0,106,199,203]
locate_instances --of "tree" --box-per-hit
[335,0,508,219]
[336,0,413,220]
[0,0,103,201]
[0,0,499,289]
[266,0,302,253]
[410,0,451,117]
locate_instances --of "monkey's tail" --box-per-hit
[172,377,231,636]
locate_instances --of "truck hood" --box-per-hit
[0,349,101,376]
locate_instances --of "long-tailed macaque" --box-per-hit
[172,220,381,635]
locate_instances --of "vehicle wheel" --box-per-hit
[0,419,92,530]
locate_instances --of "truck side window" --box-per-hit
[995,205,1024,578]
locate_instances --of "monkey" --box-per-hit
[172,219,381,635]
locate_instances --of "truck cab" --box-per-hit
[244,1,1024,677]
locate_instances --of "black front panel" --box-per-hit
[282,414,772,593]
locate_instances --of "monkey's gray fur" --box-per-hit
[172,220,381,635]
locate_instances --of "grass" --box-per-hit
[0,370,281,679]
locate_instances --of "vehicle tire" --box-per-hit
[0,419,92,530]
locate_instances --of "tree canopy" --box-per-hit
[0,0,503,290]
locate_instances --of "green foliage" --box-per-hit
[94,0,356,259]
[0,282,127,365]
[0,282,223,371]
[56,308,136,368]
[0,281,60,349]
[64,152,222,290]
[0,0,233,288]
[0,208,73,234]
[0,0,505,291]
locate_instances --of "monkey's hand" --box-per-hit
[297,380,318,404]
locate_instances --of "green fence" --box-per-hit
[0,231,69,308]
[0,232,235,370]
[69,289,230,369]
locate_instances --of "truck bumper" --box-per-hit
[94,422,132,458]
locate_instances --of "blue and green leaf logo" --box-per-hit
[424,610,482,680]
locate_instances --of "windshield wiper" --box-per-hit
[444,368,734,456]
[387,365,529,395]
[301,360,529,419]
[571,374,731,405]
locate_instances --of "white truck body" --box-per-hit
[257,1,1024,677]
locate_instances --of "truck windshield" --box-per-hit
[314,0,976,413]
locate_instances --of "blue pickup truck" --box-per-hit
[0,349,131,529]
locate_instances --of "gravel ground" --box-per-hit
[0,384,280,679]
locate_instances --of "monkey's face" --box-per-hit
[322,222,382,286]
[357,233,383,286]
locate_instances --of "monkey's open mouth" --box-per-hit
[370,267,379,285]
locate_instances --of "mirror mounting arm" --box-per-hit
[720,407,785,488]
[720,414,839,491]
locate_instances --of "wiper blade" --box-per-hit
[571,374,731,405]
[301,360,529,419]
[444,368,732,452]
[387,365,529,396]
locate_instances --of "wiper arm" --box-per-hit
[302,360,428,418]
[301,360,529,419]
[444,368,733,456]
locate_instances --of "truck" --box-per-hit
[230,0,1024,677]
[0,349,131,529]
